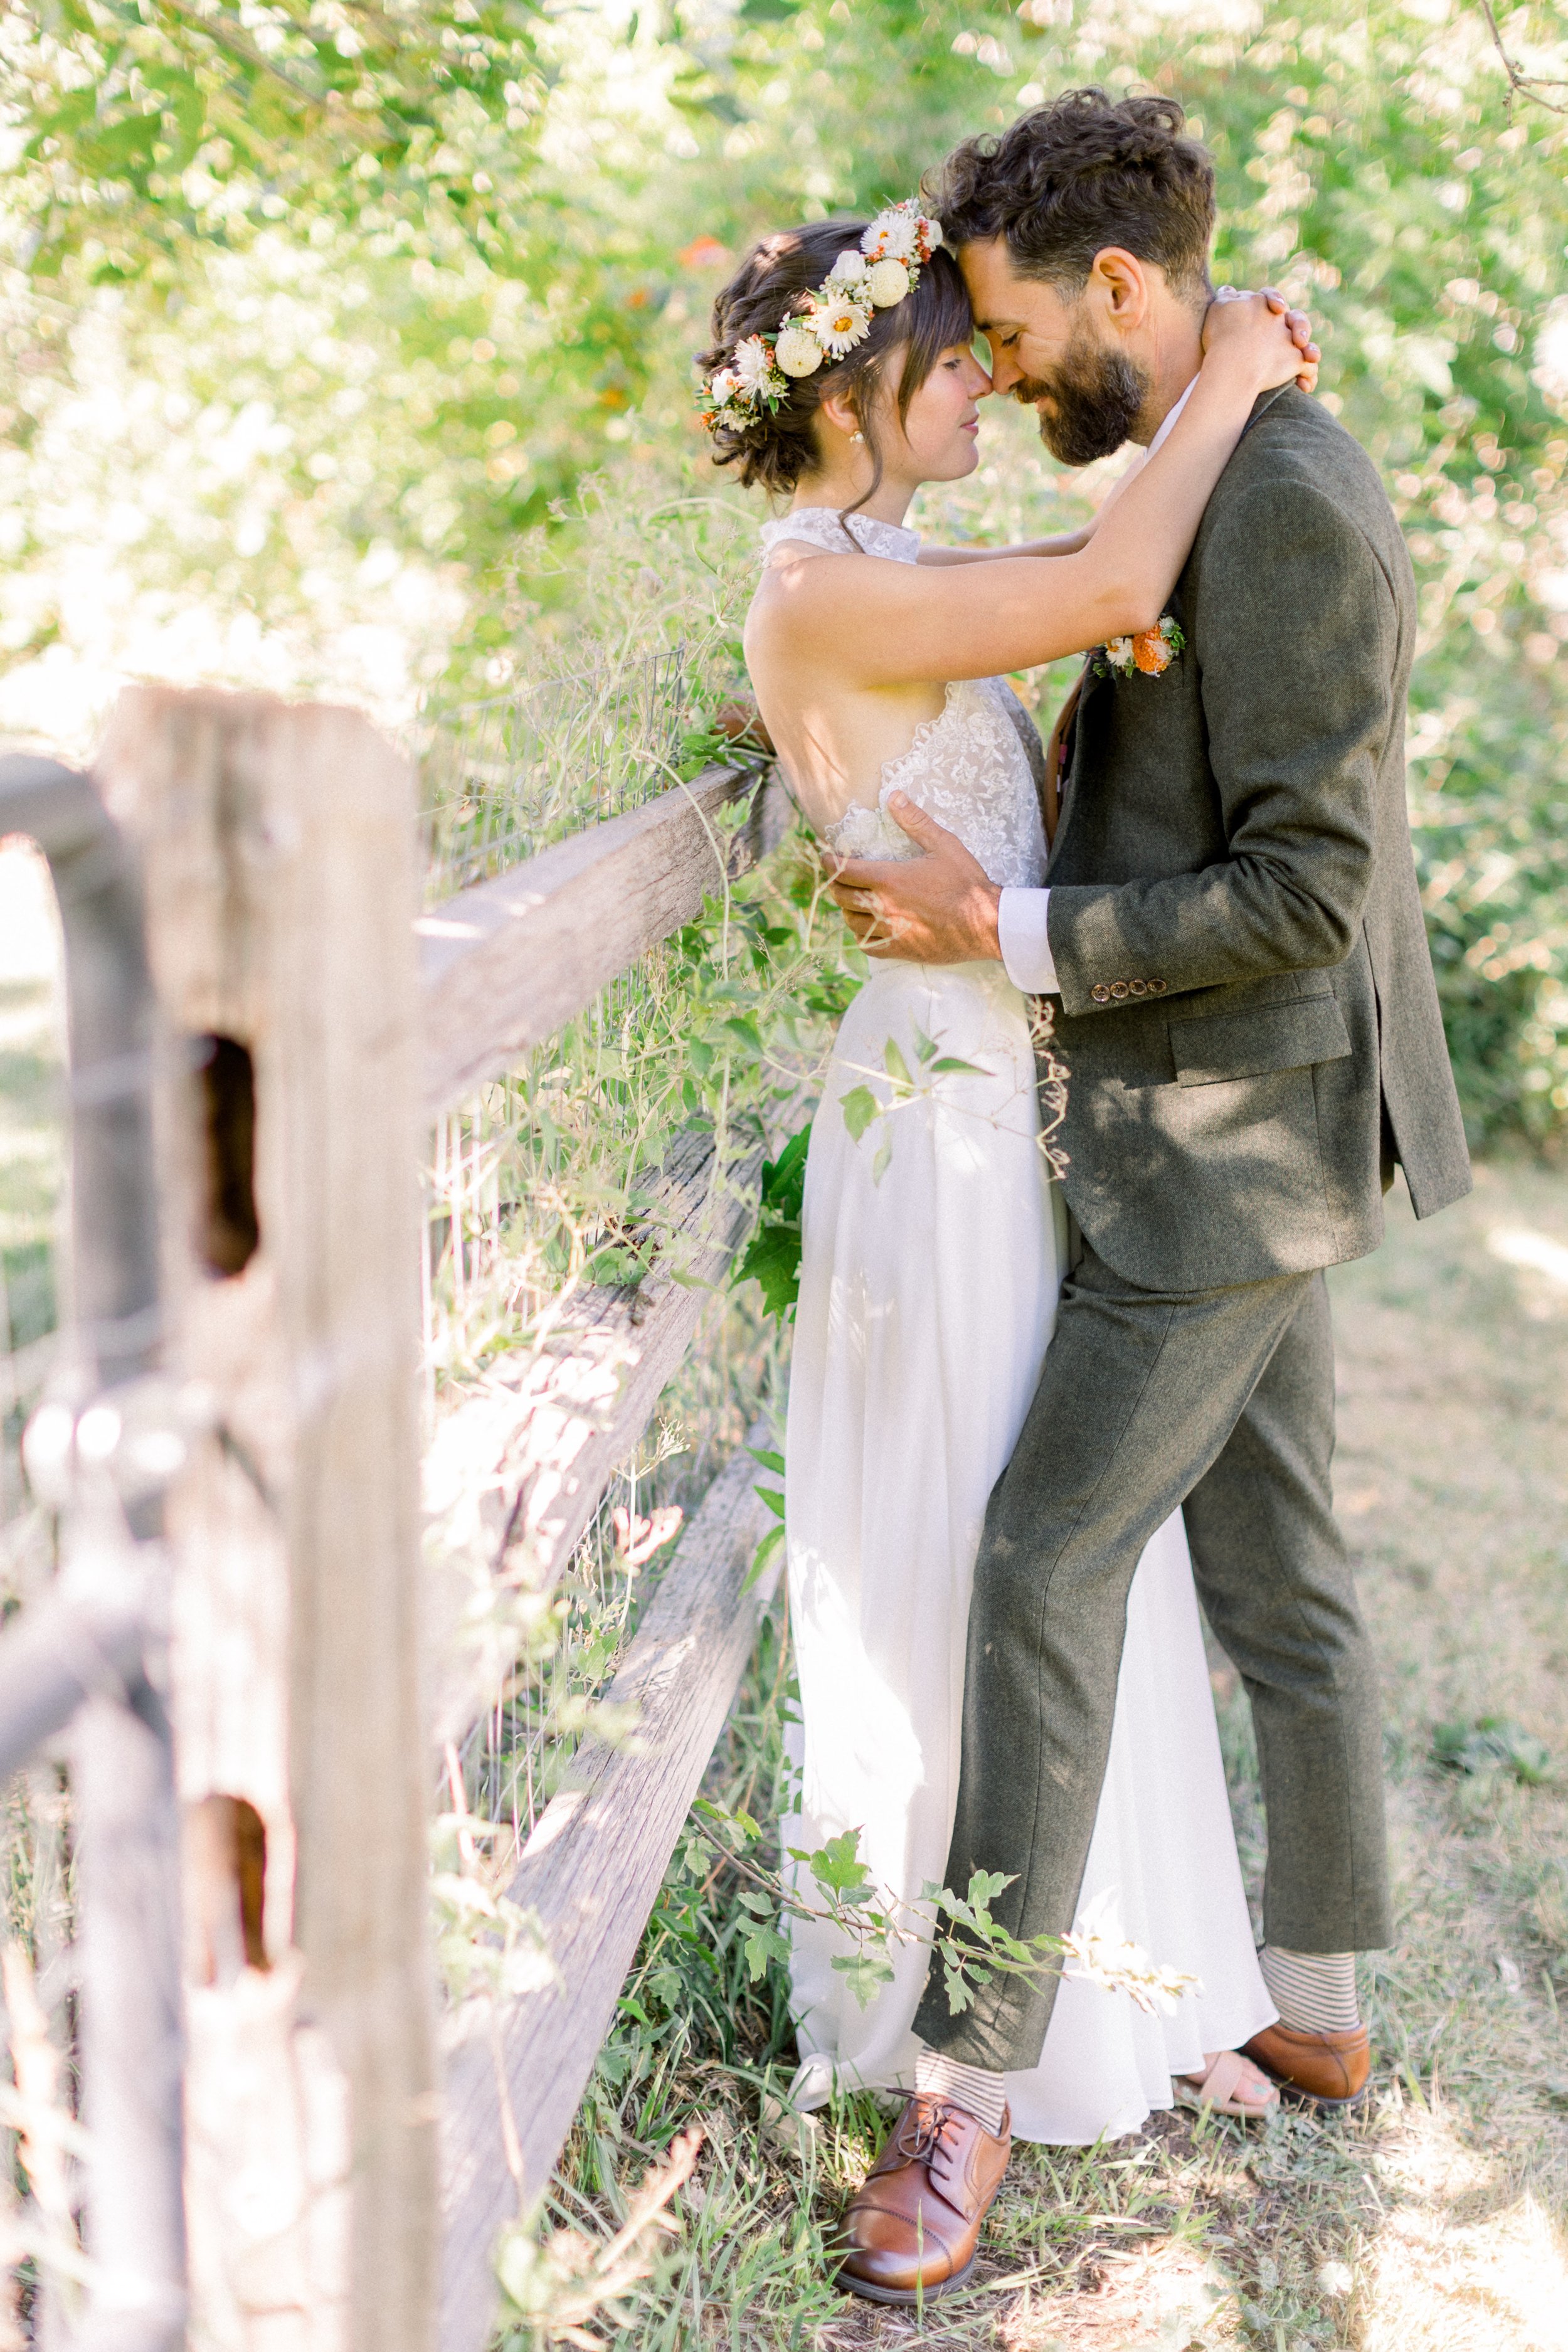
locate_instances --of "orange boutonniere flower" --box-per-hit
[1093,615,1186,680]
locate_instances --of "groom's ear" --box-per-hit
[1086,248,1153,334]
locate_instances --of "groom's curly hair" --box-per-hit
[925,88,1215,308]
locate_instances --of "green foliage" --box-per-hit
[9,0,1566,1135]
[733,1121,810,1321]
[1431,1712,1553,1782]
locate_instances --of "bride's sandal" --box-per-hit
[1176,2048,1279,2121]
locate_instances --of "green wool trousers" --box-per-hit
[911,1234,1392,2075]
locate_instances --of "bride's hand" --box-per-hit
[1203,286,1320,396]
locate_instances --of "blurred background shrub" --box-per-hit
[2,0,1565,1146]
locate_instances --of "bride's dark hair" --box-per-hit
[699,218,973,516]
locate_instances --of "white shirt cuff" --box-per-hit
[997,887,1057,995]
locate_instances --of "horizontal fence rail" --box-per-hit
[418,758,790,1121]
[425,1124,766,1754]
[414,753,800,2346]
[438,1438,778,2352]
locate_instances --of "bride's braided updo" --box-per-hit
[699,218,973,502]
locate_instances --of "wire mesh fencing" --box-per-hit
[415,645,691,904]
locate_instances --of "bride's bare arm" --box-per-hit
[758,295,1312,684]
[915,526,1094,565]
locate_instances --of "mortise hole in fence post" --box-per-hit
[194,1034,260,1276]
[96,682,434,2352]
[186,1794,270,1987]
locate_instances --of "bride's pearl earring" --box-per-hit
[850,431,864,444]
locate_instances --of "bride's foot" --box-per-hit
[1176,2048,1280,2121]
[835,2093,1012,2304]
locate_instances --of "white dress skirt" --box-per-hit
[782,956,1276,2143]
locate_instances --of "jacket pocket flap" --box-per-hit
[1169,995,1352,1088]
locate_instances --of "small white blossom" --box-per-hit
[832,249,870,285]
[1104,635,1135,670]
[775,323,824,378]
[867,257,911,308]
[732,336,776,395]
[709,368,741,406]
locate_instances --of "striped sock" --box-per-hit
[914,2045,1008,2137]
[1258,1945,1360,2033]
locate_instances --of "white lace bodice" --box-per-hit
[757,507,1047,889]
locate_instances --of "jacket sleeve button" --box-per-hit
[1129,979,1148,997]
[1091,983,1110,1004]
[1150,978,1168,995]
[1110,981,1130,1000]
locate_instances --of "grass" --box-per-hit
[509,1153,1568,2351]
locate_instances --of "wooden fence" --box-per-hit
[47,682,795,2352]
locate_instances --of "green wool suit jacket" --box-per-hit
[1044,385,1471,1293]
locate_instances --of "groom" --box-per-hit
[826,89,1470,2299]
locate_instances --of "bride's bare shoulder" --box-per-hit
[749,541,911,651]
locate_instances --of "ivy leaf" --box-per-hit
[809,1830,874,1902]
[883,1037,912,1090]
[748,1446,785,1475]
[744,1921,792,1981]
[755,1483,786,1518]
[840,1085,879,1142]
[734,1219,801,1318]
[930,1056,990,1077]
[830,1949,898,2007]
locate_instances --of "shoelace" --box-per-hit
[893,2095,963,2166]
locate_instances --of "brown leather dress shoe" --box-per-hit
[1242,2019,1371,2109]
[835,2092,1011,2305]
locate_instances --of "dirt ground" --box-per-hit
[820,1155,1568,2351]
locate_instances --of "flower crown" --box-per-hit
[700,200,943,438]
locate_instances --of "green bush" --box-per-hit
[4,0,1566,1141]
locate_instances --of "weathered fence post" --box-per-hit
[93,687,435,2352]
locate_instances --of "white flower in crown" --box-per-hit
[864,209,916,263]
[866,257,910,307]
[809,294,872,360]
[731,334,778,395]
[861,199,940,268]
[775,322,823,378]
[830,248,871,287]
[709,367,742,407]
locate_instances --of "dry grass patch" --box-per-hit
[521,1158,1568,2351]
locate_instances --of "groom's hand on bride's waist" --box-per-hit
[826,790,1004,964]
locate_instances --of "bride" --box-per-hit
[703,205,1313,2302]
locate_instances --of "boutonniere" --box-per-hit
[1091,616,1185,680]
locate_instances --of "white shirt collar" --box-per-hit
[1145,376,1199,460]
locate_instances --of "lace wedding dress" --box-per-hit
[768,507,1274,2141]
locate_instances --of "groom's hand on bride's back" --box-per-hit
[825,791,1004,964]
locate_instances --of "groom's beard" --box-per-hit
[1012,335,1152,466]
